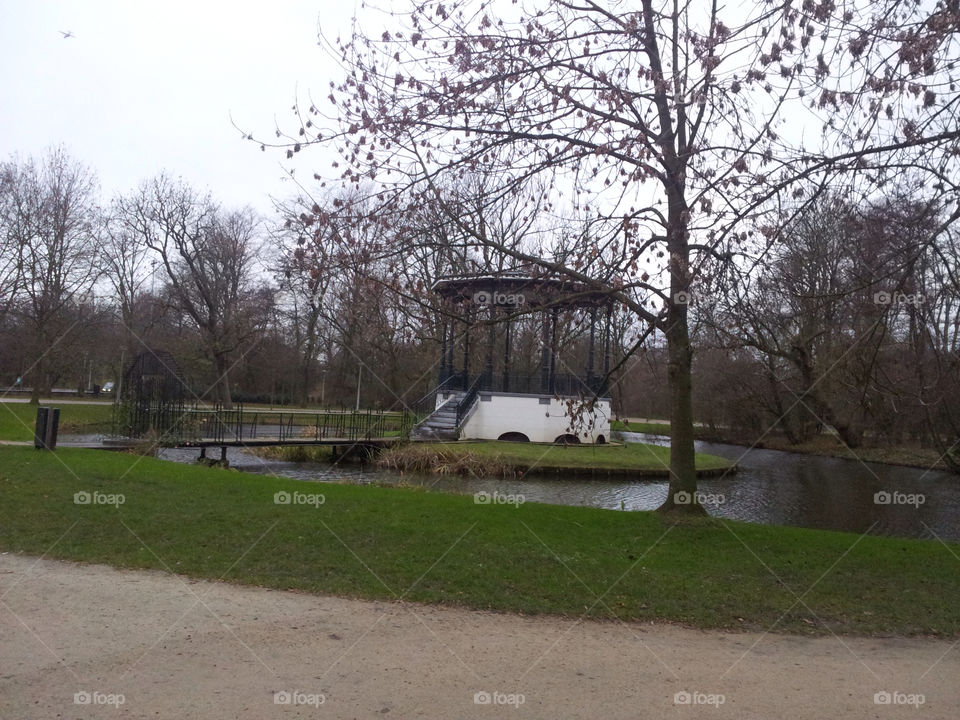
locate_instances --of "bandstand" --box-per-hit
[413,272,614,444]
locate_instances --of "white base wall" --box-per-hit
[454,392,611,444]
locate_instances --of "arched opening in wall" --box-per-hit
[498,431,530,443]
[554,433,581,445]
[596,434,606,445]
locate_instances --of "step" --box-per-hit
[412,428,458,440]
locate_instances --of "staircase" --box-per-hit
[412,392,466,440]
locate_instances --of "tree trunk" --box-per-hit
[29,360,46,404]
[766,366,802,445]
[301,361,312,407]
[657,198,704,515]
[214,351,233,409]
[658,303,704,514]
[301,331,317,406]
[924,409,960,474]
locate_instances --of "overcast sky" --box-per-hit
[0,0,354,214]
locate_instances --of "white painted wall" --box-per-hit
[459,392,611,444]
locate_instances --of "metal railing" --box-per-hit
[436,371,608,397]
[456,375,484,428]
[117,403,409,446]
[409,375,457,422]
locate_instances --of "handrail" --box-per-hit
[116,403,406,446]
[410,373,457,412]
[407,375,459,431]
[456,374,484,428]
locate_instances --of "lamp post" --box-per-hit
[355,364,362,411]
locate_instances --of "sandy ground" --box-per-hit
[0,554,956,719]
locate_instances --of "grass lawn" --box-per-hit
[0,446,957,636]
[753,435,955,470]
[610,419,672,435]
[609,419,957,471]
[264,439,734,476]
[0,402,115,442]
[403,439,733,474]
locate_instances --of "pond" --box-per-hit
[150,432,960,542]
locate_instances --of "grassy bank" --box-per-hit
[750,435,955,470]
[611,418,956,471]
[0,446,957,636]
[610,419,672,435]
[376,440,733,477]
[0,401,114,442]
[251,445,337,462]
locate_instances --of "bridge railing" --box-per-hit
[118,403,411,446]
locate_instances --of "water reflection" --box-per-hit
[684,435,960,542]
[65,434,960,541]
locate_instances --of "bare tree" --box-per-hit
[0,147,101,400]
[255,0,960,512]
[274,200,339,405]
[0,165,25,316]
[118,175,266,408]
[98,201,155,358]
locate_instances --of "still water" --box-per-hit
[152,432,960,542]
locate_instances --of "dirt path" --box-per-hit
[0,398,114,405]
[1,554,956,719]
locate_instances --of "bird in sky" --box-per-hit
[58,30,75,39]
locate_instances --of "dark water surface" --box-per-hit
[142,433,960,542]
